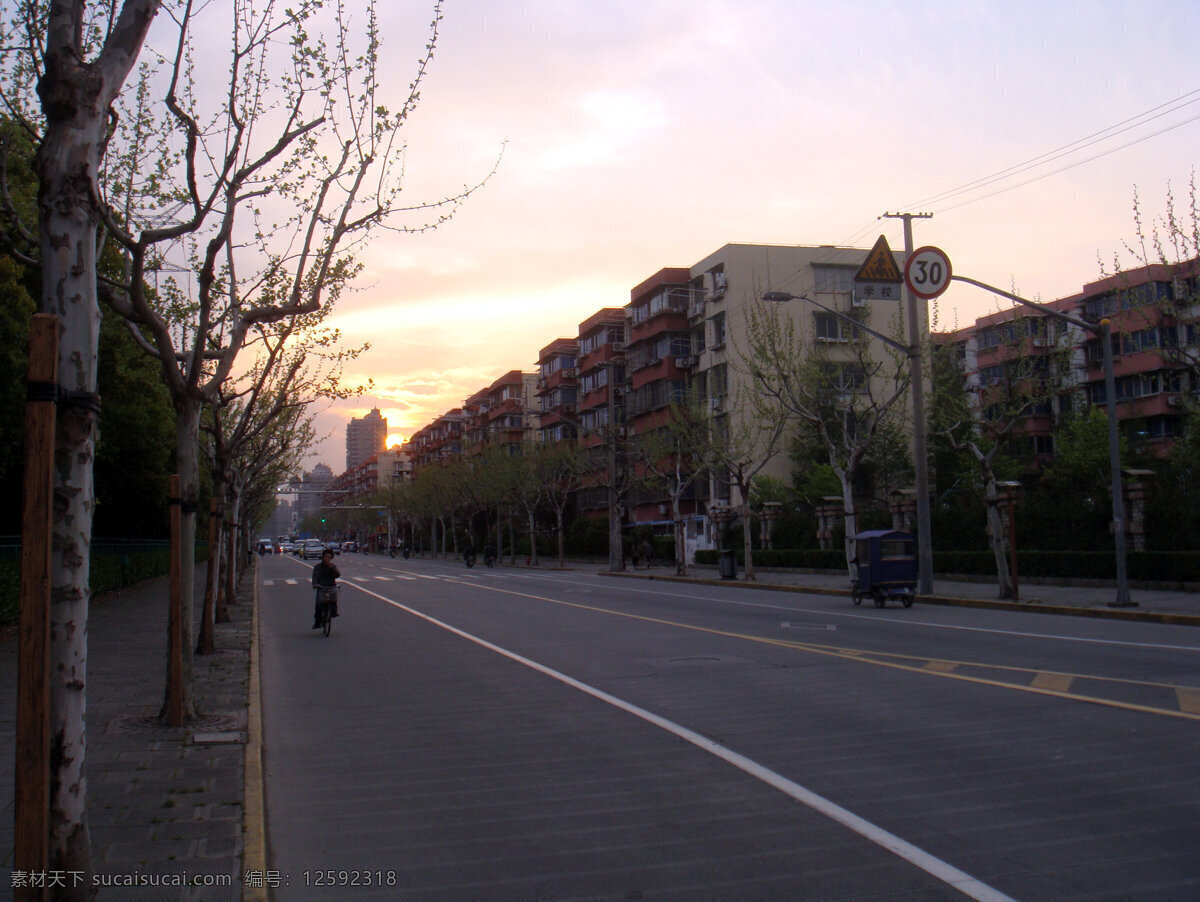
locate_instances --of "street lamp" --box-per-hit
[762,290,935,594]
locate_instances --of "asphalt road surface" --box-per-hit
[257,552,1200,901]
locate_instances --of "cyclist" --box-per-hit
[312,549,340,629]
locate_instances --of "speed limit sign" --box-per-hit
[904,246,952,300]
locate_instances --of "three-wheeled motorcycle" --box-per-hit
[850,529,918,608]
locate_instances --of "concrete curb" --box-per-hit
[599,570,1200,628]
[242,558,268,902]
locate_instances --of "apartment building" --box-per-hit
[574,308,628,515]
[675,243,915,518]
[624,267,702,526]
[409,409,464,468]
[536,338,580,445]
[345,407,388,471]
[940,260,1198,460]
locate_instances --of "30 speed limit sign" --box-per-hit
[904,246,952,300]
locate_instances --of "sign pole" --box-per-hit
[890,216,936,595]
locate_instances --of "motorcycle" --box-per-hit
[464,551,476,568]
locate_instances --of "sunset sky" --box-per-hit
[305,0,1200,472]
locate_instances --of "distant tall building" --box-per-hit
[297,464,334,525]
[346,408,388,471]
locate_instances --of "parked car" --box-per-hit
[301,540,326,560]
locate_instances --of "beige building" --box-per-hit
[677,242,917,495]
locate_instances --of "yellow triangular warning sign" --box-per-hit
[854,235,903,283]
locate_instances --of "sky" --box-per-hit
[303,0,1200,473]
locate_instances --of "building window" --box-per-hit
[710,312,726,347]
[814,312,848,341]
[708,266,727,298]
[813,265,855,294]
[1122,327,1162,354]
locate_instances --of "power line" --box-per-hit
[906,88,1200,210]
[764,88,1200,297]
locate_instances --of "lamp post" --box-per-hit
[950,275,1133,608]
[762,290,933,590]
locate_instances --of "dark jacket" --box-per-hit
[312,559,340,587]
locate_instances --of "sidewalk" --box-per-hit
[1,566,254,901]
[608,563,1200,626]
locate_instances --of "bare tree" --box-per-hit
[934,310,1073,598]
[1,0,496,884]
[628,391,712,576]
[703,384,790,580]
[742,299,910,574]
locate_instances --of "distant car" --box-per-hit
[325,541,340,555]
[301,540,325,560]
[341,541,358,553]
[279,541,296,554]
[255,538,273,554]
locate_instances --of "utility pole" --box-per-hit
[883,211,935,594]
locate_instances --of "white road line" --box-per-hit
[341,579,1017,902]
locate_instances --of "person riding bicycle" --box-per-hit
[483,542,497,567]
[312,549,340,629]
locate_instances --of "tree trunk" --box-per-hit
[198,496,221,655]
[672,493,687,576]
[222,479,243,623]
[163,397,201,721]
[555,507,566,569]
[526,506,538,566]
[740,497,756,581]
[839,474,859,580]
[39,117,105,896]
[985,476,1014,599]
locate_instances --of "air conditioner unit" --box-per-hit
[1167,394,1183,407]
[561,368,575,379]
[1032,337,1054,348]
[611,341,625,352]
[675,355,696,368]
[850,296,869,309]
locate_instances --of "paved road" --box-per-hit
[258,553,1200,901]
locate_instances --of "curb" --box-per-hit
[242,558,268,902]
[599,570,1200,628]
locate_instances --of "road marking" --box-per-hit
[279,559,1196,718]
[1179,688,1200,715]
[924,660,959,673]
[780,621,836,631]
[340,579,1017,902]
[1031,672,1075,692]
[528,573,1200,654]
[420,576,1200,722]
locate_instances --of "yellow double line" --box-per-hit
[452,578,1200,722]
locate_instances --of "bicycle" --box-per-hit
[314,584,338,637]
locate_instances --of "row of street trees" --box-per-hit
[2,1,497,893]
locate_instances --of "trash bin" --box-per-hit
[719,549,737,580]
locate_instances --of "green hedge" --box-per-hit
[694,547,1200,583]
[0,539,209,625]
